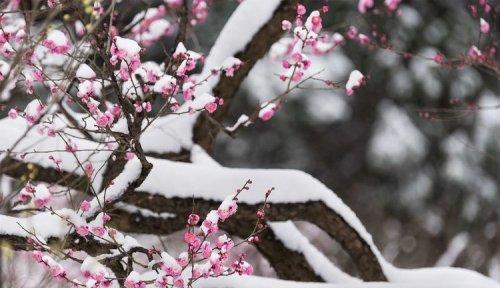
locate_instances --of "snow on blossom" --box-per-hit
[77,80,102,100]
[81,256,110,284]
[161,252,182,276]
[111,36,141,61]
[480,18,490,34]
[33,184,51,208]
[75,20,86,37]
[43,30,71,54]
[182,81,195,100]
[129,6,172,46]
[38,253,66,278]
[233,260,254,275]
[468,45,484,61]
[216,234,235,253]
[0,41,14,58]
[139,19,171,46]
[19,182,34,202]
[217,194,238,221]
[172,43,202,77]
[177,252,189,267]
[24,100,45,125]
[201,210,219,236]
[305,10,322,33]
[385,0,401,11]
[346,70,365,96]
[86,98,100,113]
[138,61,163,83]
[110,36,142,79]
[258,103,277,121]
[76,64,96,80]
[186,92,219,112]
[358,0,374,13]
[0,60,10,81]
[173,42,202,60]
[153,75,177,96]
[124,271,145,288]
[221,56,243,77]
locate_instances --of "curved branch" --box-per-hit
[109,204,321,281]
[121,193,387,281]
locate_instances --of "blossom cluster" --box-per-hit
[25,181,268,288]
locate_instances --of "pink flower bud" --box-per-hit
[187,213,200,225]
[8,108,17,119]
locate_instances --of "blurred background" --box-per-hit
[205,0,500,279]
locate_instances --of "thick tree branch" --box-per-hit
[192,0,298,151]
[121,193,387,281]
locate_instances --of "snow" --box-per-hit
[137,0,283,155]
[153,75,177,94]
[346,70,364,95]
[193,0,281,96]
[114,36,141,57]
[81,256,108,276]
[269,221,361,283]
[138,154,498,285]
[0,117,112,191]
[185,92,215,111]
[0,212,68,241]
[226,114,250,132]
[435,233,469,267]
[138,156,384,259]
[76,63,96,80]
[221,56,243,70]
[82,157,142,218]
[114,203,176,219]
[140,113,196,154]
[45,30,69,46]
[190,144,221,166]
